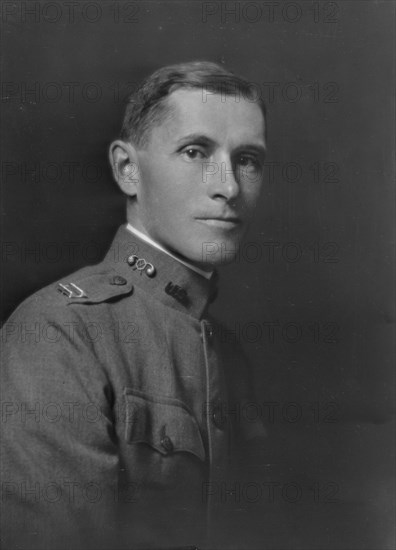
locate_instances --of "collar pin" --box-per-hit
[127,255,156,278]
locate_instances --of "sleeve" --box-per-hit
[0,293,119,550]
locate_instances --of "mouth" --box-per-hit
[195,217,242,229]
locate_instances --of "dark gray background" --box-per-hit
[1,1,395,548]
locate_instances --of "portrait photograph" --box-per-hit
[0,1,395,549]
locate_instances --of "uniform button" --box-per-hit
[203,322,214,340]
[160,435,174,453]
[110,275,127,286]
[211,406,227,430]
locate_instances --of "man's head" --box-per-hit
[110,61,267,269]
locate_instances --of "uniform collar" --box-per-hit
[103,225,218,320]
[126,223,213,279]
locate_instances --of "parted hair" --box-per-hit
[120,60,266,147]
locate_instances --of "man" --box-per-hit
[1,61,267,550]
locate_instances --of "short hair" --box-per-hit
[120,60,266,147]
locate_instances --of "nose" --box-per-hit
[204,155,240,202]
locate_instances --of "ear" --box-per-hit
[109,139,140,197]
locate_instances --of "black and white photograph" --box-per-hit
[0,1,395,549]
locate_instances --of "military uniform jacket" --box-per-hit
[1,225,266,550]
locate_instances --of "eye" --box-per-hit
[181,147,206,161]
[237,154,258,168]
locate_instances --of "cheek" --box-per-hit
[138,162,168,208]
[138,154,204,222]
[141,178,190,225]
[154,169,200,207]
[241,179,263,207]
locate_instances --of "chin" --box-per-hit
[190,239,241,268]
[204,254,239,268]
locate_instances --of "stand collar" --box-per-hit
[103,225,218,320]
[126,223,213,280]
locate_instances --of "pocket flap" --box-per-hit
[124,388,206,462]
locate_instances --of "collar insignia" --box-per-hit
[164,281,190,306]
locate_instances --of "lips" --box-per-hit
[195,216,241,229]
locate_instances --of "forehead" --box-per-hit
[156,88,266,147]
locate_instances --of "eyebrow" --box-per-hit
[235,143,267,157]
[175,133,267,156]
[175,133,215,147]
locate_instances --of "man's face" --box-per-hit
[132,88,266,268]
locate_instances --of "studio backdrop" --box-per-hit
[1,1,395,549]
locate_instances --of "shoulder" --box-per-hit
[0,260,136,386]
[2,262,134,330]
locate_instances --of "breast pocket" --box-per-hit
[123,388,206,462]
